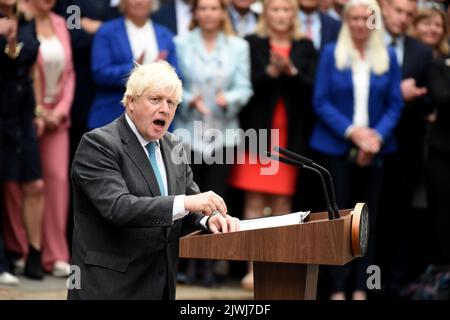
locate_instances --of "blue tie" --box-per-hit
[145,142,166,196]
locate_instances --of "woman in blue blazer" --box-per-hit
[87,0,178,129]
[309,0,403,300]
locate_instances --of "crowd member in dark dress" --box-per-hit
[0,0,44,279]
[229,0,317,290]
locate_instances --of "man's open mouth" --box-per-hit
[153,119,166,127]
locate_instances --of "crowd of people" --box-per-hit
[1,0,449,300]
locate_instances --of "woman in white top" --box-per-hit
[173,0,253,286]
[310,0,403,299]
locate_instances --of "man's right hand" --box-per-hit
[401,78,427,102]
[184,191,227,217]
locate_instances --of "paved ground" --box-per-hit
[0,275,253,300]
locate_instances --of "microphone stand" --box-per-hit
[274,146,340,219]
[267,152,335,221]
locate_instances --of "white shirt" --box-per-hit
[327,8,341,21]
[351,54,370,128]
[125,19,158,64]
[175,0,192,36]
[228,5,257,38]
[298,10,321,51]
[384,32,405,66]
[38,35,65,104]
[125,114,194,222]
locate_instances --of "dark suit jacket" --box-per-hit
[428,54,450,152]
[68,114,204,300]
[396,36,433,144]
[320,12,341,50]
[240,35,317,154]
[152,0,178,35]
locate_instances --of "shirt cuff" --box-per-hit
[172,195,189,221]
[344,124,355,139]
[200,215,208,230]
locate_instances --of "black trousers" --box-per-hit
[319,153,383,293]
[377,141,425,293]
[426,147,450,265]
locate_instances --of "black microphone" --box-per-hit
[267,152,335,220]
[274,146,340,219]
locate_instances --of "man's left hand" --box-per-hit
[207,214,240,234]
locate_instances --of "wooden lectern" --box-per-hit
[179,203,369,300]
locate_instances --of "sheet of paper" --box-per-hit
[239,211,310,231]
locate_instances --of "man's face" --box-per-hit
[123,0,153,20]
[382,0,417,36]
[231,0,255,11]
[298,0,320,12]
[127,88,177,141]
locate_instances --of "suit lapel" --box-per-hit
[118,115,162,196]
[402,37,412,79]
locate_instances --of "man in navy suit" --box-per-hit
[298,0,341,51]
[377,0,433,298]
[152,0,192,35]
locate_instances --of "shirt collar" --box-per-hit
[125,113,160,148]
[384,31,405,47]
[125,18,151,32]
[298,10,320,24]
[228,5,252,21]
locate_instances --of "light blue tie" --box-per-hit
[145,142,166,196]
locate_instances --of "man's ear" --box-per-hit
[128,97,134,112]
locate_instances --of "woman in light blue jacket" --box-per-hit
[173,0,252,286]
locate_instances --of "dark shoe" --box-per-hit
[25,245,43,280]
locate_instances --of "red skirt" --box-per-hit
[229,100,298,196]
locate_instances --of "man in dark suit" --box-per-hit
[67,62,239,300]
[152,0,192,35]
[377,0,433,298]
[298,0,341,51]
[228,0,259,37]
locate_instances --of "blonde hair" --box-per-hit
[189,0,235,36]
[119,0,157,15]
[255,0,304,40]
[335,0,389,75]
[410,7,449,56]
[121,61,183,107]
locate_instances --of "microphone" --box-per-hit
[274,146,340,219]
[267,152,335,220]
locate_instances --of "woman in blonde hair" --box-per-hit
[229,0,317,290]
[174,0,252,287]
[309,0,403,299]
